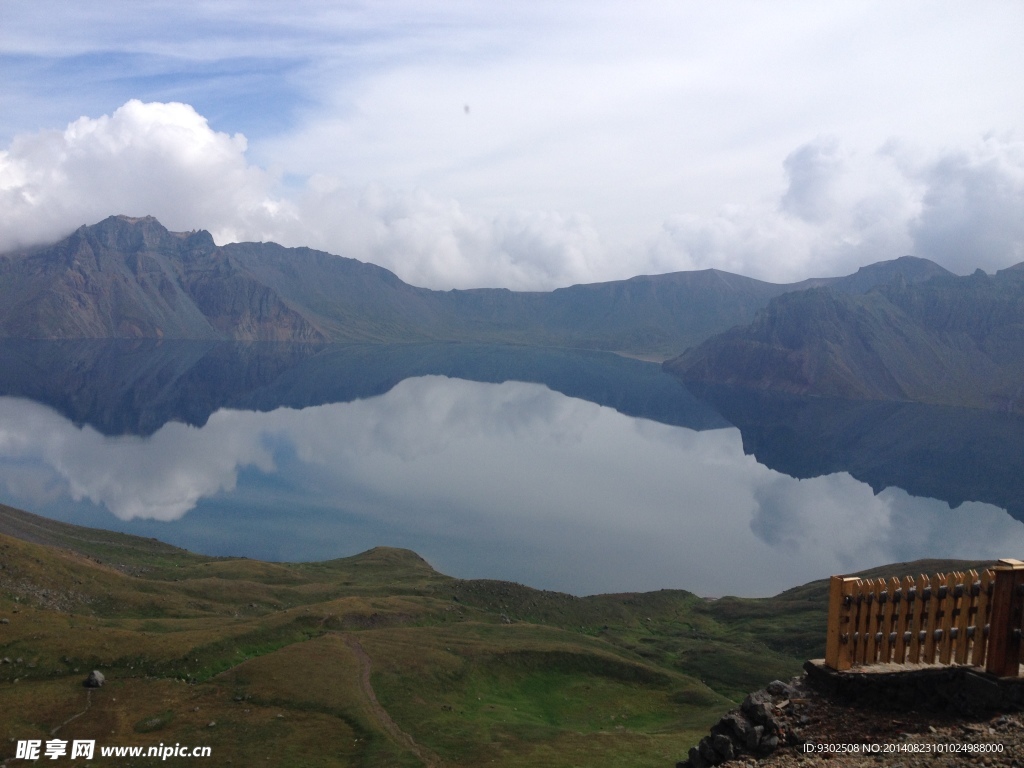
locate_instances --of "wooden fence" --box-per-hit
[825,559,1024,677]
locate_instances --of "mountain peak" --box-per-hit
[79,215,218,255]
[829,255,951,294]
[83,214,177,253]
[109,214,160,225]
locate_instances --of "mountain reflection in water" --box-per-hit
[0,341,1021,597]
[685,384,1024,524]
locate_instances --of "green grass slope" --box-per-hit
[0,502,992,766]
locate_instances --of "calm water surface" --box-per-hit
[0,342,1021,597]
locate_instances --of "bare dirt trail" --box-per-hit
[50,688,92,735]
[1,689,92,767]
[344,635,446,768]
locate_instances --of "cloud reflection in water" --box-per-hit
[0,376,1021,597]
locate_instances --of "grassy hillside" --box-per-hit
[0,503,990,766]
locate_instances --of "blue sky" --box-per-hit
[2,1,1023,288]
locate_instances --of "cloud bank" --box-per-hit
[1,100,1023,289]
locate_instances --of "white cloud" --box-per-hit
[907,135,1024,274]
[1,100,1022,290]
[0,100,284,250]
[286,183,611,290]
[780,139,843,224]
[649,135,1024,282]
[647,141,920,282]
[0,100,618,290]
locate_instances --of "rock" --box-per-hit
[711,733,734,760]
[207,721,216,728]
[742,690,775,724]
[687,745,708,768]
[759,733,780,754]
[84,670,105,688]
[745,724,763,751]
[0,618,9,624]
[719,712,753,742]
[767,679,794,697]
[698,737,718,764]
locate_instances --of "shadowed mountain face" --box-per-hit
[0,216,444,344]
[683,384,1024,523]
[0,215,950,357]
[666,266,1024,412]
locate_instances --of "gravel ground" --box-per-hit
[681,673,1023,768]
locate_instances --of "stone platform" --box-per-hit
[804,658,1024,714]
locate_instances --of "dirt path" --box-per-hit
[344,635,445,768]
[50,688,92,735]
[1,690,92,767]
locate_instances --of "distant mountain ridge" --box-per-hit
[0,215,950,357]
[667,265,1024,412]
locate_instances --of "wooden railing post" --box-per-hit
[970,569,994,667]
[985,559,1024,678]
[825,576,859,670]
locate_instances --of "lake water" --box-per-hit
[0,340,1022,597]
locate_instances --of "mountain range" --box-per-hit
[666,265,1024,411]
[0,215,948,358]
[5,214,1021,411]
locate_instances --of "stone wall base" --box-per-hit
[803,659,1024,715]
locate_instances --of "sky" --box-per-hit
[1,1,1023,290]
